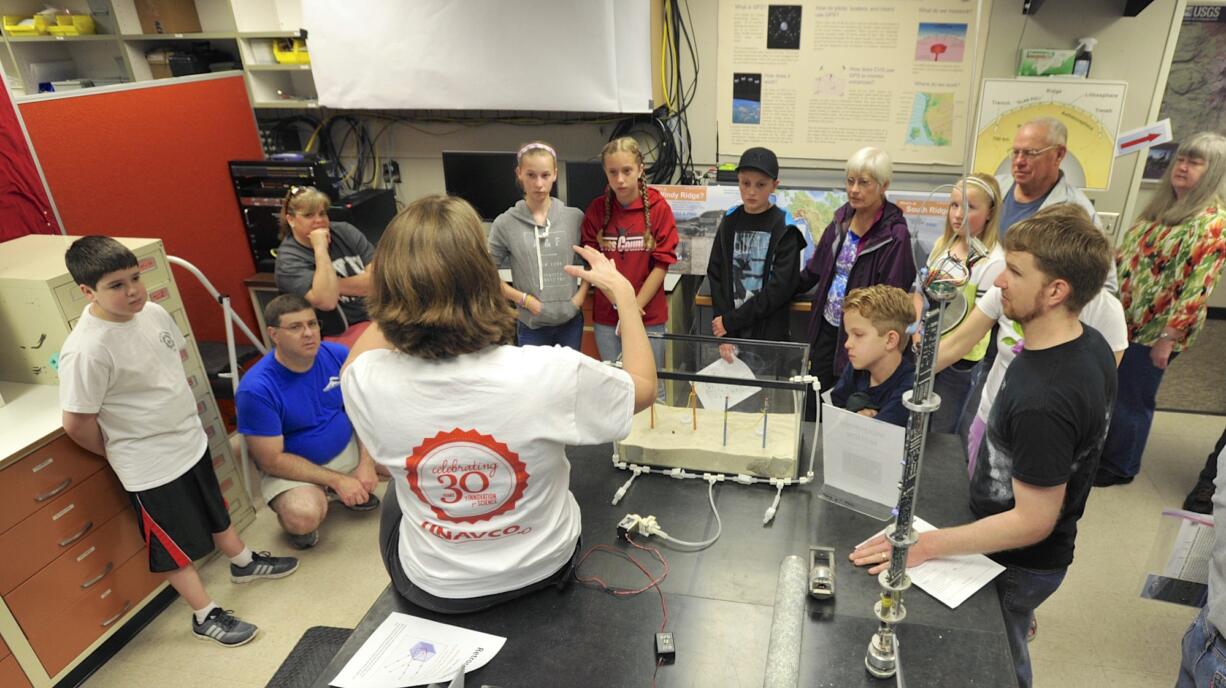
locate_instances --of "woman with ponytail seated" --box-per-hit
[273,185,374,347]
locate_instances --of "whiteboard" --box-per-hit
[303,0,652,112]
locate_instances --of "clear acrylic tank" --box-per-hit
[614,333,811,479]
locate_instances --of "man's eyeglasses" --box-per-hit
[1009,145,1057,159]
[273,320,321,335]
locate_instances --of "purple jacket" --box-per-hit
[798,200,916,376]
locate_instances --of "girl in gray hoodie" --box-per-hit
[488,142,588,349]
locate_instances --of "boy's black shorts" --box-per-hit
[127,448,232,573]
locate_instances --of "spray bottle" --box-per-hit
[1073,37,1097,77]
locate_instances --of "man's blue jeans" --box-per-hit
[1178,606,1226,687]
[995,564,1066,688]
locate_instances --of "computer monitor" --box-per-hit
[564,160,608,212]
[442,151,556,221]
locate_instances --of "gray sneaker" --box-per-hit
[192,608,257,647]
[230,551,299,583]
[288,530,319,550]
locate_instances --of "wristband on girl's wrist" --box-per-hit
[520,292,530,307]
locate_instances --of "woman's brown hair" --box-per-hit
[368,195,516,359]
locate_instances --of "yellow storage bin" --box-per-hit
[273,38,310,65]
[47,14,95,36]
[3,15,51,36]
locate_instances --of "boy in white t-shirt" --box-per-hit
[59,236,299,647]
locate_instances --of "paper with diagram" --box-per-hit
[330,613,505,688]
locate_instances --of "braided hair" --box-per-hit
[597,137,655,251]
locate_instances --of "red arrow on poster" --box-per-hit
[1120,133,1160,149]
[1115,119,1172,158]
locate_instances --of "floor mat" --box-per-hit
[266,626,352,688]
[1157,319,1226,416]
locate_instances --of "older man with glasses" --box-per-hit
[236,294,380,550]
[996,118,1103,240]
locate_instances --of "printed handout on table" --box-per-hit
[330,612,506,688]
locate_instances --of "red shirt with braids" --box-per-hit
[581,185,678,326]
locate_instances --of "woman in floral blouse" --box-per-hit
[1096,132,1226,486]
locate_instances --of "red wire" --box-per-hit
[574,534,672,684]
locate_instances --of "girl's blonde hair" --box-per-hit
[279,186,331,240]
[931,173,1002,259]
[598,137,655,250]
[368,195,516,359]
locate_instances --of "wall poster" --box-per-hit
[716,0,981,166]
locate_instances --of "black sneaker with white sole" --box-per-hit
[230,551,299,583]
[192,608,257,646]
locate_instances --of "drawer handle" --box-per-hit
[100,600,132,628]
[59,520,93,547]
[81,561,114,589]
[35,478,72,502]
[32,457,54,473]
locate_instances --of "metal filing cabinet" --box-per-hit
[0,236,254,686]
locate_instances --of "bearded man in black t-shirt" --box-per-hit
[851,205,1116,688]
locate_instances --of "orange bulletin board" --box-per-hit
[18,74,264,342]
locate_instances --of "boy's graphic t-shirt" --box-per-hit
[731,229,771,308]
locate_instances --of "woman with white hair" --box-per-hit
[797,146,916,414]
[1097,132,1226,487]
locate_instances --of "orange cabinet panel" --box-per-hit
[0,654,32,688]
[0,470,128,594]
[0,434,105,535]
[7,510,145,641]
[26,550,162,677]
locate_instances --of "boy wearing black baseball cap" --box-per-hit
[707,147,806,360]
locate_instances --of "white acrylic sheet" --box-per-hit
[330,612,506,688]
[304,0,652,112]
[693,354,759,410]
[820,402,906,514]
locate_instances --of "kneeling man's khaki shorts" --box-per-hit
[261,436,359,506]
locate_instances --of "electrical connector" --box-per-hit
[655,632,676,663]
[617,514,641,540]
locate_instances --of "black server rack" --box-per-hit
[228,160,339,273]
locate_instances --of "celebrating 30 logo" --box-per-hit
[405,429,528,524]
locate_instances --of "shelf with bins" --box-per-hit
[0,0,321,107]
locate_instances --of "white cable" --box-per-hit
[612,466,643,505]
[763,481,785,525]
[641,479,722,550]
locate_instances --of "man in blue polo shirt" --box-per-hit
[237,294,379,549]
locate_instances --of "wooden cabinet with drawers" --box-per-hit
[0,235,259,686]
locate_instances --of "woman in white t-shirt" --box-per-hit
[341,195,657,614]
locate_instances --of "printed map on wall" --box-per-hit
[716,1,980,166]
[1146,4,1226,180]
[972,79,1127,191]
[653,185,949,275]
